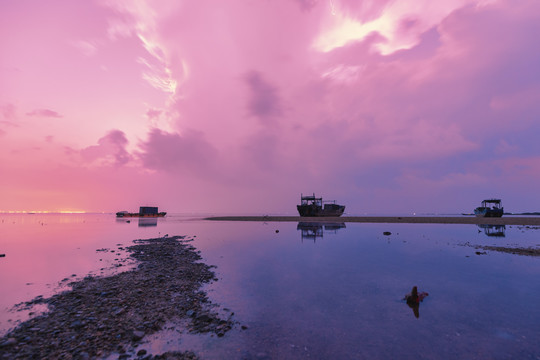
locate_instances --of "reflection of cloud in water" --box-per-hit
[477,224,506,237]
[297,222,346,242]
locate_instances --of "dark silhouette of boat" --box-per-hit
[474,199,503,217]
[116,206,166,218]
[297,194,345,217]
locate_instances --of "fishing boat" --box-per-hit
[474,199,503,218]
[297,193,345,217]
[116,206,167,218]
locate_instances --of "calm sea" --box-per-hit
[1,213,539,359]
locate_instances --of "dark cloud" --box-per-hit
[80,130,131,166]
[138,128,218,175]
[26,109,63,118]
[244,71,283,120]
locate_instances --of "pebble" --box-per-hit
[0,338,16,347]
[132,330,145,341]
[70,320,83,329]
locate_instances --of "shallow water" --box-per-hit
[1,214,539,359]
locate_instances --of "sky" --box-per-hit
[1,0,540,215]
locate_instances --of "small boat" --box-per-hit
[116,206,167,218]
[297,193,345,217]
[474,199,503,218]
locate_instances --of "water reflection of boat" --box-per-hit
[138,218,158,227]
[297,194,345,217]
[474,199,503,217]
[477,224,506,237]
[297,222,346,241]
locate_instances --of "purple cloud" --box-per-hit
[80,130,131,166]
[244,71,283,120]
[293,0,318,12]
[26,109,63,118]
[138,128,218,175]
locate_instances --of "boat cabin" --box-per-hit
[480,199,503,210]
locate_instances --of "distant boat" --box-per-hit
[297,193,345,217]
[474,199,503,218]
[116,206,166,218]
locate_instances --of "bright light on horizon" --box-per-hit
[0,210,88,214]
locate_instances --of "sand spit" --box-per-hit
[205,216,540,225]
[0,236,236,360]
[468,245,540,257]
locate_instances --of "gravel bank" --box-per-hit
[0,236,237,359]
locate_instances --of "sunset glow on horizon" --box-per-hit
[2,0,540,215]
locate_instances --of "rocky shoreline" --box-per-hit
[0,236,237,359]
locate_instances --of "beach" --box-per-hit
[205,215,540,226]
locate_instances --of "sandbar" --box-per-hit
[205,215,540,226]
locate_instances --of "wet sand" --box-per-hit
[205,215,540,225]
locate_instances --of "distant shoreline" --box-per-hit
[205,216,540,225]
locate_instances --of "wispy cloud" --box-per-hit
[72,40,98,57]
[26,109,63,118]
[1,103,17,121]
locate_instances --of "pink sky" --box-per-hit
[1,0,540,214]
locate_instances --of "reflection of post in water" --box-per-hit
[297,222,346,242]
[477,224,506,237]
[403,286,429,318]
[138,218,158,227]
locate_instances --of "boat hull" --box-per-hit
[474,207,503,217]
[116,212,166,218]
[297,205,345,217]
